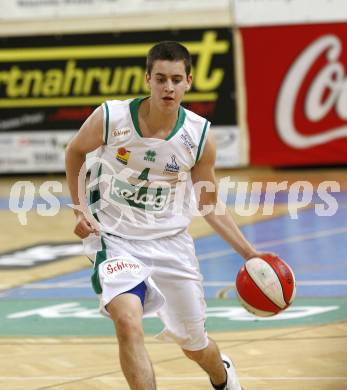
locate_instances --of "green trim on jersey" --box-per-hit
[196,119,210,163]
[102,102,110,144]
[166,106,186,140]
[130,98,142,137]
[130,97,186,140]
[89,190,100,222]
[89,164,103,222]
[91,236,107,294]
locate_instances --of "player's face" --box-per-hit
[146,60,192,112]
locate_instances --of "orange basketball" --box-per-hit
[236,255,296,317]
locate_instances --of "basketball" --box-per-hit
[235,255,296,317]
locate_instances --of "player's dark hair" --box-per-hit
[146,41,192,77]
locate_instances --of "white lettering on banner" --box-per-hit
[7,303,100,319]
[276,35,347,149]
[0,243,83,267]
[6,303,339,320]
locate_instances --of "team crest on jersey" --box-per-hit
[164,154,180,174]
[116,147,131,165]
[144,150,156,162]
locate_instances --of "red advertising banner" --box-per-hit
[240,23,347,166]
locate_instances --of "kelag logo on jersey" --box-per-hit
[109,176,170,211]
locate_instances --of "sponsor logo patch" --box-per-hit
[109,176,170,211]
[179,131,195,151]
[112,128,131,137]
[116,147,131,165]
[164,154,180,174]
[102,259,142,278]
[144,150,156,162]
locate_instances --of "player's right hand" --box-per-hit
[74,213,99,239]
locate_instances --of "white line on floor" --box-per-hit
[2,279,347,291]
[1,376,346,381]
[205,280,347,287]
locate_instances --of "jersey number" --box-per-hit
[138,168,150,181]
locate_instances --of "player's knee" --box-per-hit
[180,320,208,356]
[114,314,144,343]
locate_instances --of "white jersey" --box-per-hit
[88,98,210,240]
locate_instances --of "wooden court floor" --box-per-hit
[1,167,347,389]
[1,324,347,390]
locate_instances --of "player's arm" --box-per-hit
[191,131,271,260]
[65,106,104,238]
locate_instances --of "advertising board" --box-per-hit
[0,28,240,171]
[234,0,347,26]
[240,23,347,166]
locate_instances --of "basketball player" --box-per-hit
[66,41,275,390]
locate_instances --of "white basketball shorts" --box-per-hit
[88,230,208,351]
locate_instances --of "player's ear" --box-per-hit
[186,74,192,91]
[145,72,151,86]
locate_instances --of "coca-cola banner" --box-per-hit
[241,23,347,166]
